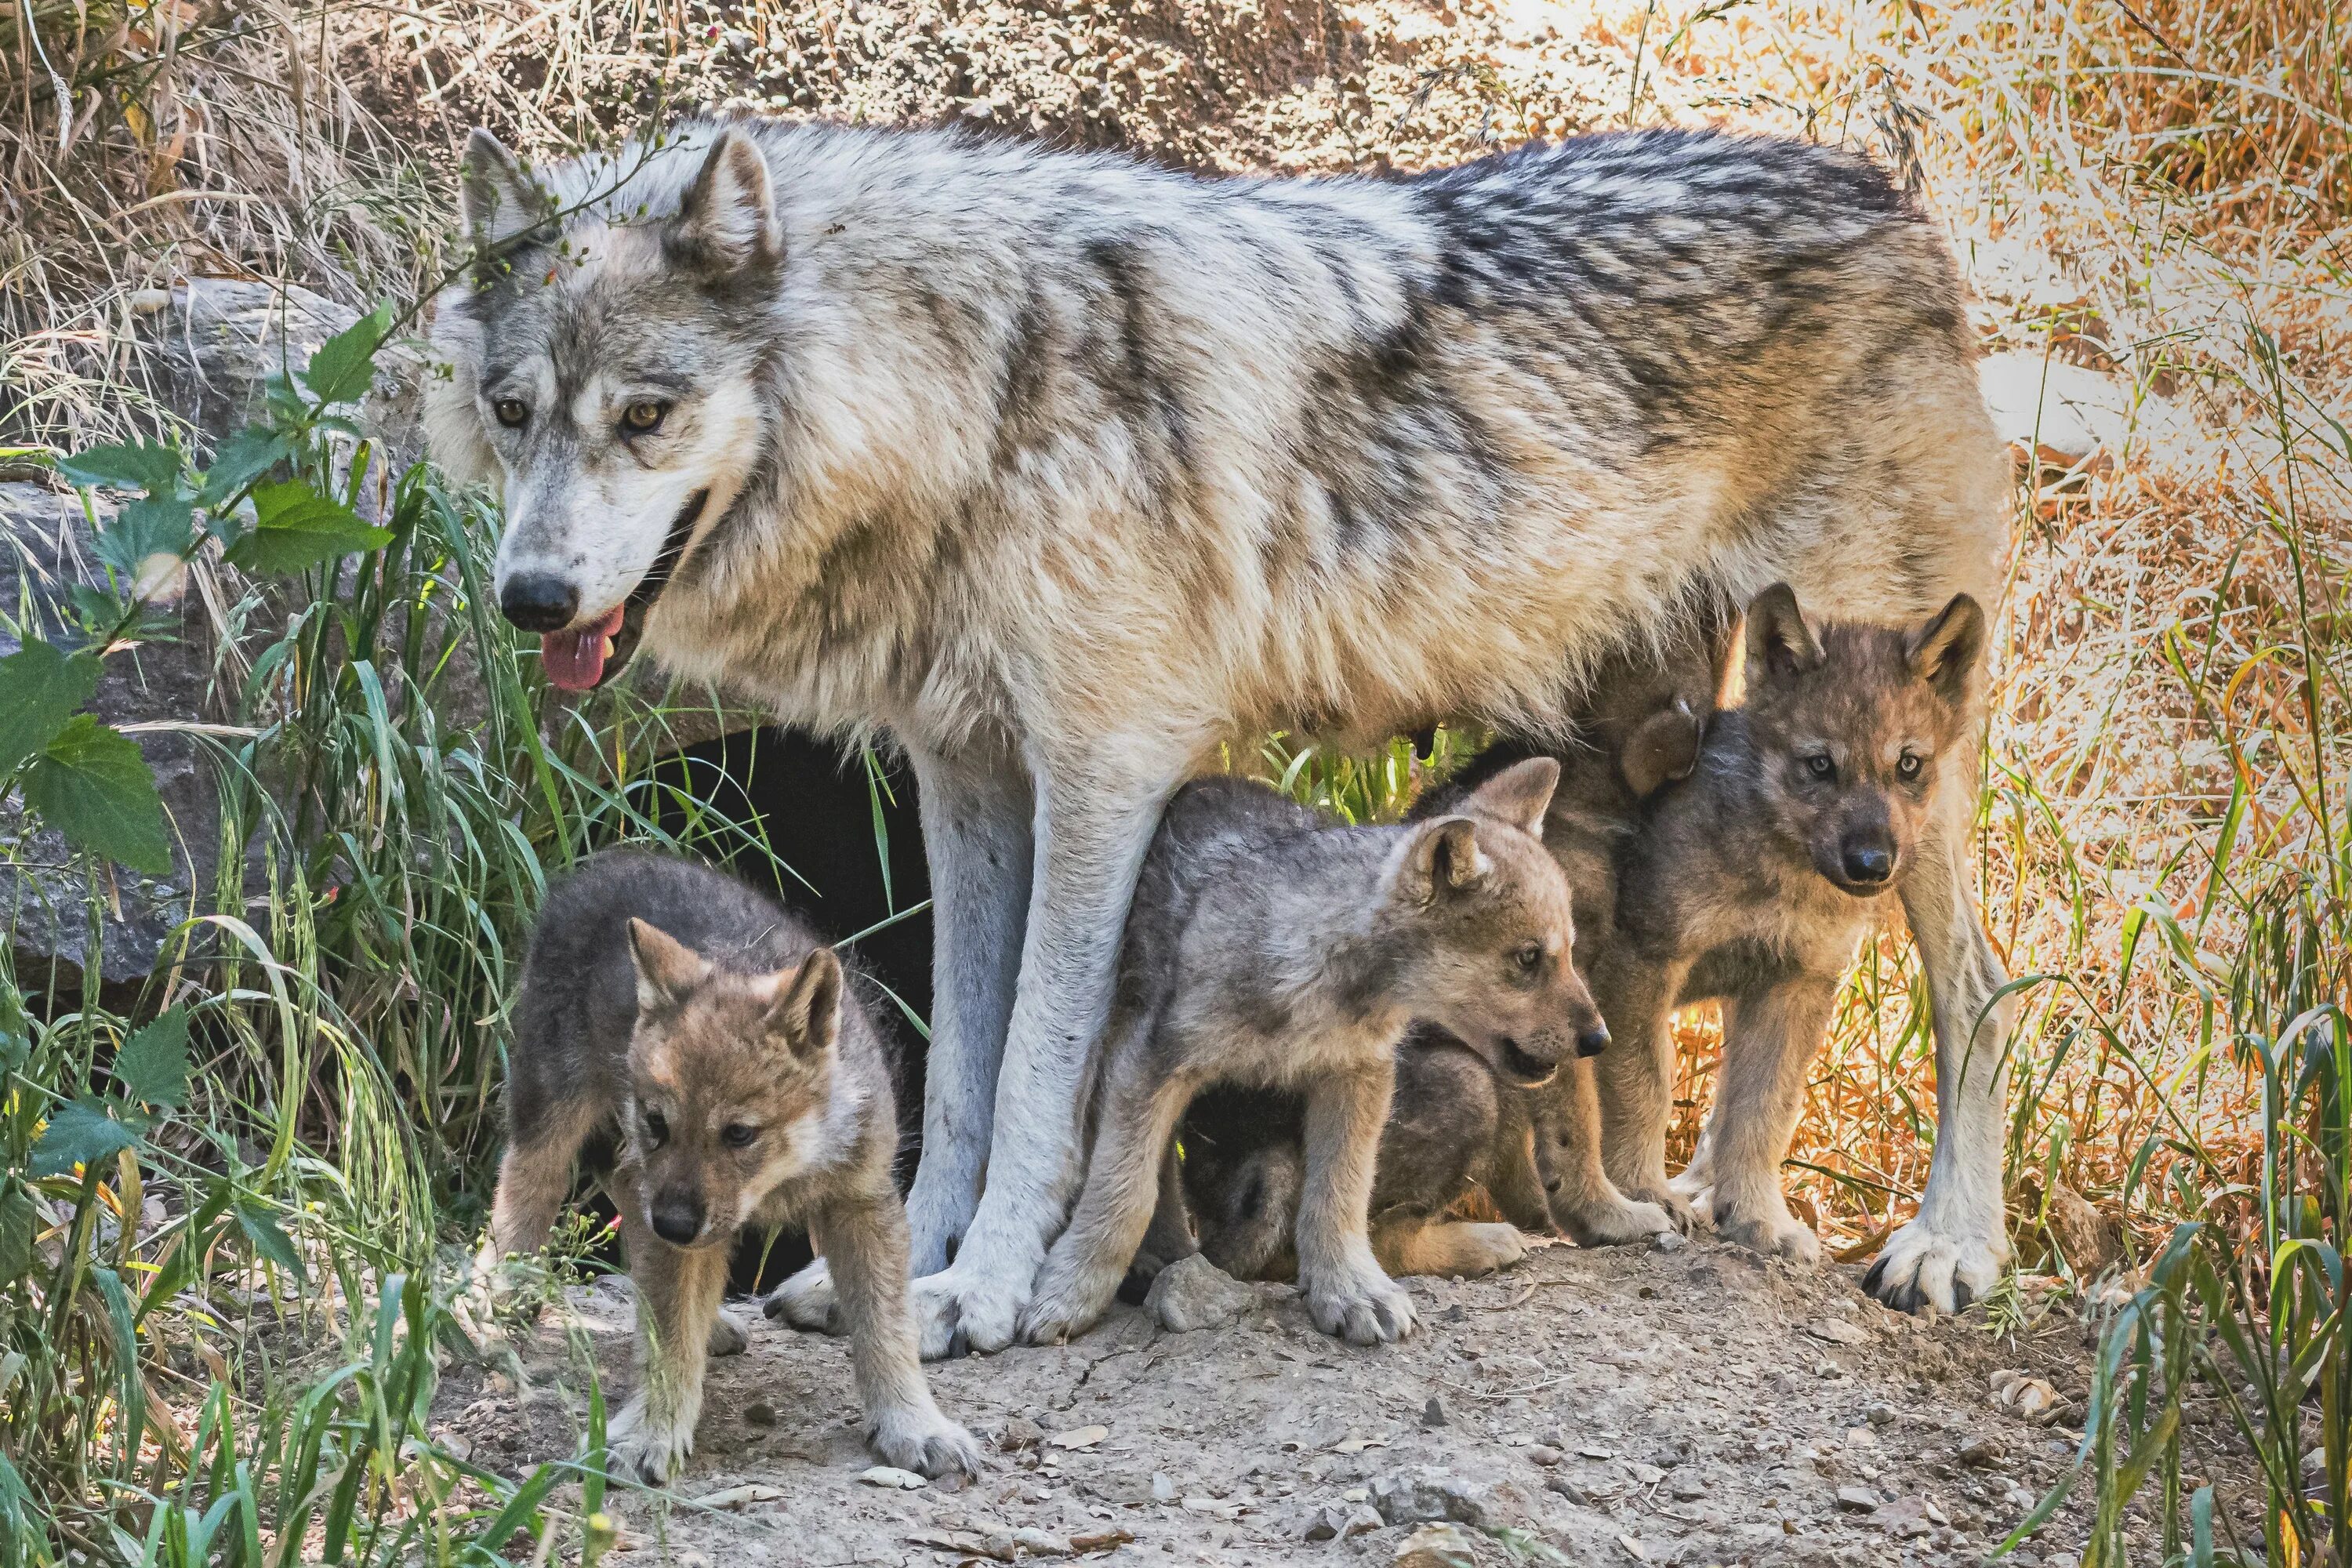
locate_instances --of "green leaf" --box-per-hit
[195,428,292,507]
[223,481,394,575]
[0,641,102,777]
[298,302,394,408]
[20,716,172,873]
[0,1185,31,1280]
[94,493,196,584]
[114,1007,191,1109]
[235,1200,304,1282]
[57,440,183,495]
[31,1098,143,1177]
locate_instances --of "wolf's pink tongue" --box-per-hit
[541,605,626,691]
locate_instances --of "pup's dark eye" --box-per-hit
[1512,942,1544,974]
[1896,753,1922,780]
[722,1123,759,1149]
[492,398,528,429]
[643,1109,669,1147]
[1805,753,1836,781]
[621,400,668,434]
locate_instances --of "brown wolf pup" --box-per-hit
[1017,759,1610,1348]
[478,849,980,1483]
[1539,586,1989,1290]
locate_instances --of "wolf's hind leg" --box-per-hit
[1693,978,1838,1265]
[825,1193,982,1479]
[1374,1216,1525,1279]
[470,1095,604,1331]
[607,1216,731,1485]
[1022,1051,1193,1346]
[1296,1059,1417,1345]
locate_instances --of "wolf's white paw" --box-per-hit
[607,1393,696,1485]
[763,1258,842,1334]
[1017,1253,1121,1346]
[1304,1266,1417,1346]
[706,1312,750,1357]
[870,1405,985,1479]
[1864,1218,2003,1314]
[1715,1205,1823,1265]
[911,1259,1031,1360]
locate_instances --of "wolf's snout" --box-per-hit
[500,572,579,633]
[649,1191,706,1247]
[1575,1022,1611,1058]
[1839,837,1896,887]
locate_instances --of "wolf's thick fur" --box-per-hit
[428,114,2014,1348]
[1018,760,1600,1345]
[481,850,978,1482]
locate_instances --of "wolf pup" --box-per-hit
[480,848,980,1483]
[1016,758,1603,1347]
[1549,586,1987,1283]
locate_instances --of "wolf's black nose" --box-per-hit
[1576,1024,1611,1058]
[650,1194,704,1247]
[500,572,579,632]
[1842,843,1894,884]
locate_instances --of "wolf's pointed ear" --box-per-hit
[627,919,707,1014]
[459,129,556,256]
[1744,583,1823,684]
[1620,699,1706,799]
[1394,817,1489,906]
[1465,757,1559,837]
[765,949,843,1061]
[669,127,782,275]
[1906,592,1987,705]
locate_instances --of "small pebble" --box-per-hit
[1526,1445,1562,1467]
[1835,1485,1882,1512]
[1421,1396,1448,1428]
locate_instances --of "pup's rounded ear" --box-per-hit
[1743,583,1823,684]
[668,126,782,275]
[627,918,707,1014]
[1619,699,1705,798]
[1394,817,1488,906]
[767,948,844,1060]
[1466,757,1559,837]
[459,129,557,260]
[1906,592,1987,704]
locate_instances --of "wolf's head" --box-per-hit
[1376,758,1605,1086]
[1737,583,1987,895]
[426,126,786,691]
[618,920,840,1249]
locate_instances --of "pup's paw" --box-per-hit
[1305,1267,1417,1346]
[1863,1218,2004,1315]
[706,1312,750,1358]
[1434,1221,1527,1276]
[1715,1205,1823,1265]
[605,1395,695,1485]
[1559,1196,1674,1247]
[1016,1259,1119,1347]
[870,1405,985,1479]
[911,1259,1030,1360]
[763,1258,842,1335]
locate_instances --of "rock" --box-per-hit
[1370,1467,1491,1527]
[1301,1501,1381,1541]
[1653,1229,1686,1253]
[1835,1486,1882,1513]
[1806,1318,1867,1347]
[742,1402,777,1428]
[1865,1402,1896,1426]
[1421,1396,1448,1428]
[1144,1254,1253,1333]
[1877,1496,1934,1538]
[1150,1472,1178,1503]
[1525,1445,1562,1467]
[1670,1472,1708,1501]
[998,1416,1044,1451]
[1976,352,2185,474]
[1959,1435,2002,1467]
[2045,1181,2124,1279]
[1392,1523,1479,1567]
[1628,1463,1666,1486]
[1991,1370,2065,1423]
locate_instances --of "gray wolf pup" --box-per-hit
[426,114,2013,1346]
[1016,757,1603,1346]
[1537,586,1989,1290]
[481,849,980,1483]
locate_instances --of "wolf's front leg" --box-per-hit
[823,1193,983,1479]
[1686,977,1839,1264]
[911,753,1179,1357]
[1869,795,2013,1313]
[1296,1059,1416,1345]
[607,1215,731,1485]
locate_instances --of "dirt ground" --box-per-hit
[434,1238,2142,1567]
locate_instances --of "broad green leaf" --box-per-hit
[235,1200,304,1282]
[299,302,394,407]
[0,1185,31,1280]
[196,428,292,507]
[20,716,172,873]
[114,1007,192,1109]
[31,1098,143,1177]
[56,440,183,495]
[0,641,102,776]
[224,481,394,575]
[94,493,197,584]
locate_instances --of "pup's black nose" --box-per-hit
[499,572,579,633]
[649,1193,705,1247]
[1575,1023,1611,1058]
[1841,842,1895,885]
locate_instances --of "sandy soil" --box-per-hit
[434,1237,2141,1567]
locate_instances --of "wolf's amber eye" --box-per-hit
[722,1123,759,1149]
[1512,942,1544,974]
[1896,753,1922,780]
[643,1109,669,1147]
[492,398,528,428]
[1805,753,1836,782]
[621,400,668,434]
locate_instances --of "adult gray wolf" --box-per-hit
[1018,758,1617,1346]
[425,113,2014,1349]
[477,848,980,1482]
